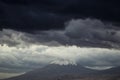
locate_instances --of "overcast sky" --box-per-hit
[0,0,120,79]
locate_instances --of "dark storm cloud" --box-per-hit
[0,18,120,48]
[0,1,67,31]
[0,0,120,31]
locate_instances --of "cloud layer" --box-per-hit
[0,44,120,73]
[0,18,120,48]
[0,18,120,73]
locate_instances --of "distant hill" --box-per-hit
[3,64,120,80]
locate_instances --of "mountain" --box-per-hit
[3,64,120,80]
[3,64,97,80]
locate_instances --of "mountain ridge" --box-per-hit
[3,64,120,80]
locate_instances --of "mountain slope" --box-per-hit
[4,64,97,80]
[4,64,120,80]
[99,66,120,75]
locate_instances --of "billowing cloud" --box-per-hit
[0,29,66,47]
[1,18,120,48]
[65,18,120,48]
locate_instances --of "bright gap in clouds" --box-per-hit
[0,44,120,72]
[0,73,24,79]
